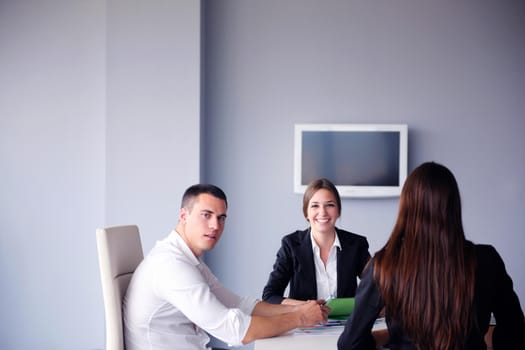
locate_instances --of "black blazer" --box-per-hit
[337,243,525,350]
[262,228,371,304]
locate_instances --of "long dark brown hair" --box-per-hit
[373,162,476,349]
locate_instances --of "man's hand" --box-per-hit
[296,300,330,327]
[243,299,330,344]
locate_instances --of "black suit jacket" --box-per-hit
[262,228,371,304]
[337,243,525,350]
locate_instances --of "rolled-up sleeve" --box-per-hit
[154,253,256,346]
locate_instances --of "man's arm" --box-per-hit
[242,300,329,344]
[281,297,311,306]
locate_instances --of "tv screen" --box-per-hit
[294,124,408,198]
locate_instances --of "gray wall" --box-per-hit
[0,1,200,349]
[0,1,523,350]
[203,1,524,349]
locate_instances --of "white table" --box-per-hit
[254,319,387,350]
[254,318,495,350]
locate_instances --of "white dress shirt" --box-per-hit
[123,230,258,350]
[311,231,340,300]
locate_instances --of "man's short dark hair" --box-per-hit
[181,184,228,210]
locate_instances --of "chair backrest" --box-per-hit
[96,225,144,350]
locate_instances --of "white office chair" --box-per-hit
[96,225,144,350]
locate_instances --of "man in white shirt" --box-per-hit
[123,184,329,350]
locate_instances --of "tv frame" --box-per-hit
[294,123,408,198]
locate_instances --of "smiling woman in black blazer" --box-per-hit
[262,178,371,305]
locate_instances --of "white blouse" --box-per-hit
[311,231,341,300]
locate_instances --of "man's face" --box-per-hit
[179,193,227,257]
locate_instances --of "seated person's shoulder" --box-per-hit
[472,243,508,284]
[142,245,200,279]
[282,229,309,245]
[473,243,501,264]
[336,228,369,244]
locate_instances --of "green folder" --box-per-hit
[326,298,355,319]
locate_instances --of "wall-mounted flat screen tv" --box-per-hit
[294,124,408,198]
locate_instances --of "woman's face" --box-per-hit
[307,188,340,234]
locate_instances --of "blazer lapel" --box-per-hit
[298,229,318,298]
[336,229,351,297]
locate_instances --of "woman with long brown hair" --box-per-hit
[338,162,525,349]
